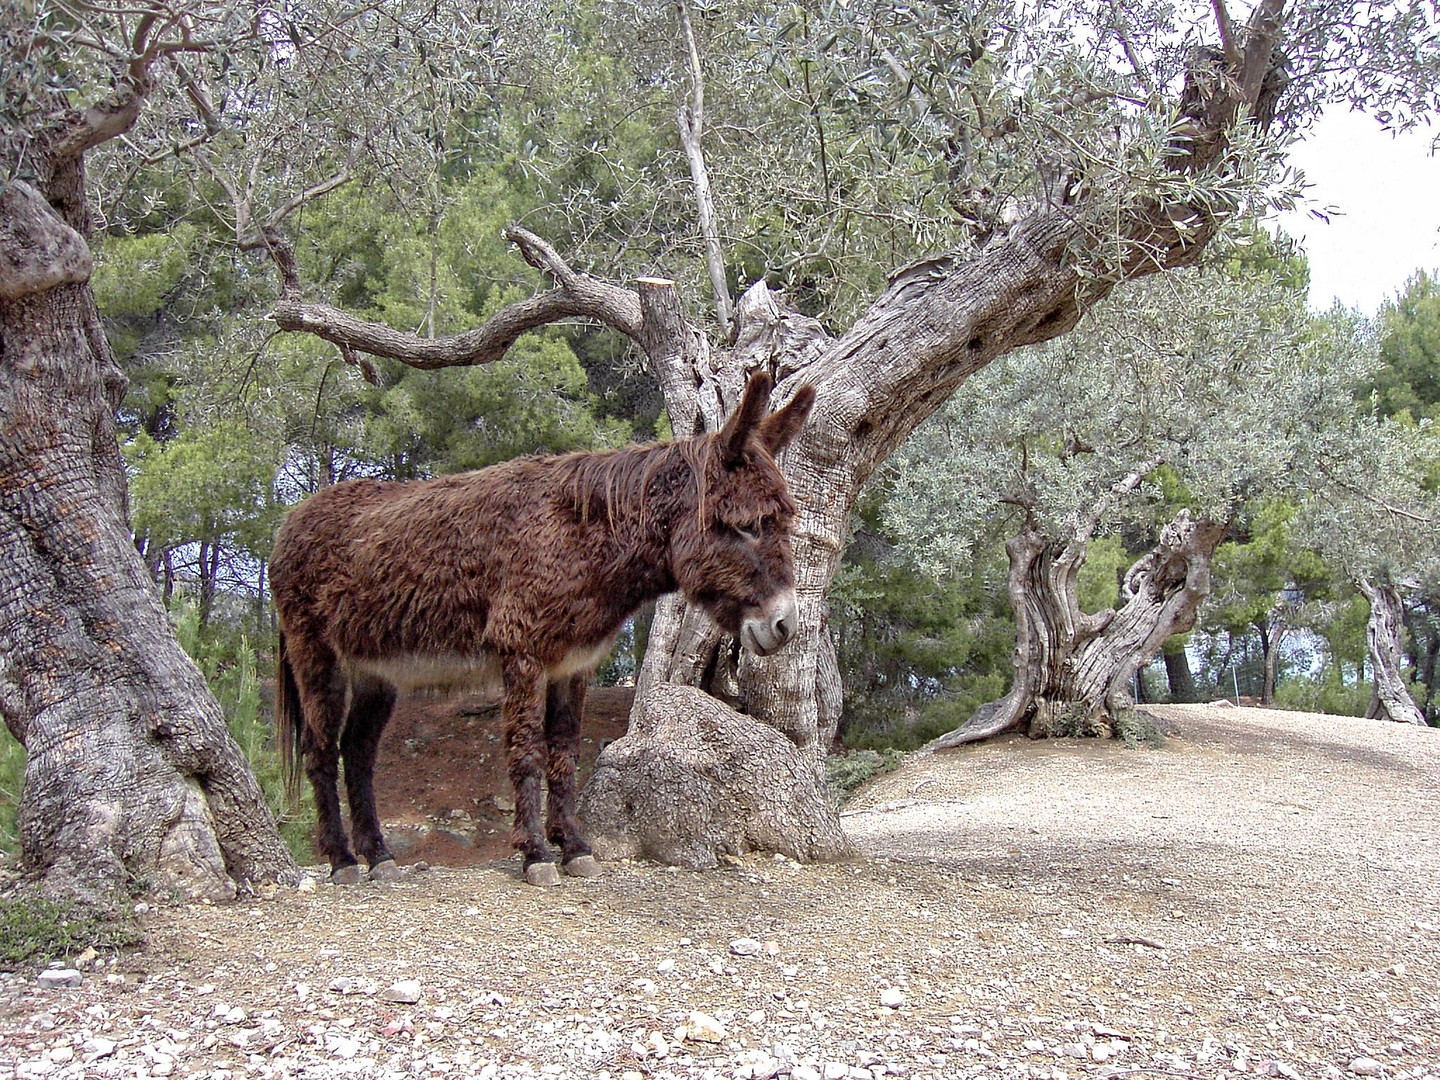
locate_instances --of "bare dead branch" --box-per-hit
[676,0,733,338]
[268,227,643,371]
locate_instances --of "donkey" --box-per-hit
[270,372,815,886]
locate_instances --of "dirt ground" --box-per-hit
[1,703,1438,1080]
[369,687,635,866]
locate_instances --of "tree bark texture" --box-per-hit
[1,149,295,905]
[1162,640,1198,703]
[578,684,855,869]
[930,512,1227,748]
[1357,579,1428,726]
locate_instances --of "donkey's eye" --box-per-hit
[735,522,762,542]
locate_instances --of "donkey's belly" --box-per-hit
[343,636,619,695]
[345,652,505,697]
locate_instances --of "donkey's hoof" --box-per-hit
[368,859,403,883]
[562,855,602,879]
[524,861,562,887]
[331,864,367,886]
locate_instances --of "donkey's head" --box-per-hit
[671,372,816,656]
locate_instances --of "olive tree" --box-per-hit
[881,267,1378,743]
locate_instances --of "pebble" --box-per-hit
[879,987,905,1009]
[384,979,422,1004]
[656,958,676,973]
[730,937,764,956]
[1349,1059,1384,1077]
[36,969,81,989]
[82,1037,116,1059]
[793,1066,822,1080]
[684,1010,727,1042]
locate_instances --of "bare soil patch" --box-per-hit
[369,687,634,866]
[1,704,1437,1080]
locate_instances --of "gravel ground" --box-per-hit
[1,703,1437,1080]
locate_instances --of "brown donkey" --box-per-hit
[271,372,815,886]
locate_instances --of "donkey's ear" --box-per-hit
[757,383,816,455]
[720,370,774,463]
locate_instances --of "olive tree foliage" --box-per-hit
[1289,415,1440,725]
[879,266,1379,742]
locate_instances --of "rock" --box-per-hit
[37,969,81,989]
[656,958,676,973]
[879,987,905,1009]
[1349,1059,1384,1077]
[730,937,764,956]
[82,1037,117,1060]
[384,979,422,1004]
[793,1066,822,1080]
[224,1006,247,1024]
[684,1010,727,1042]
[822,1063,848,1080]
[297,876,318,893]
[646,1030,669,1058]
[48,1047,74,1064]
[1092,1043,1112,1063]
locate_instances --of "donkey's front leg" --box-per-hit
[502,656,559,886]
[545,673,599,878]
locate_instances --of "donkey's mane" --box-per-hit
[550,433,719,530]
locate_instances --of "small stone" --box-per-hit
[48,1047,74,1064]
[822,1063,848,1080]
[73,947,98,969]
[656,958,676,973]
[685,1010,727,1042]
[133,901,150,915]
[151,1055,175,1076]
[793,1066,822,1080]
[1091,1043,1112,1063]
[1023,1039,1045,1052]
[384,979,422,1004]
[1349,1059,1384,1077]
[37,969,81,989]
[879,987,905,1009]
[1390,962,1407,976]
[296,982,310,1001]
[730,937,765,956]
[646,1030,669,1058]
[634,978,657,997]
[82,1037,117,1060]
[224,1006,247,1024]
[297,876,318,893]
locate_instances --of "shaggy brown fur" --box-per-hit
[271,372,814,883]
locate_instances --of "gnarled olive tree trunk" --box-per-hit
[930,510,1227,748]
[1357,578,1428,726]
[1,72,294,905]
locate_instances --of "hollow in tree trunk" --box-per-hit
[930,510,1227,748]
[1357,578,1428,726]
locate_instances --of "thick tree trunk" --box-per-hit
[1260,614,1288,706]
[1162,640,1198,703]
[1,166,294,905]
[930,511,1227,748]
[1357,579,1428,726]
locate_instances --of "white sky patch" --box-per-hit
[1275,109,1440,315]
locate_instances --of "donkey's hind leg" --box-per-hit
[293,651,363,883]
[545,674,599,878]
[342,675,401,881]
[501,656,560,886]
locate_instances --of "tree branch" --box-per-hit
[267,226,643,370]
[676,0,733,339]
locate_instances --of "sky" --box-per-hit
[1275,108,1440,316]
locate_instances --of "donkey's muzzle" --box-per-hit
[740,589,800,656]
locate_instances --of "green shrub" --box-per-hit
[0,895,140,971]
[1273,670,1373,717]
[0,728,24,855]
[825,748,904,803]
[170,598,317,862]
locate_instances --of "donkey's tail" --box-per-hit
[276,627,304,803]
